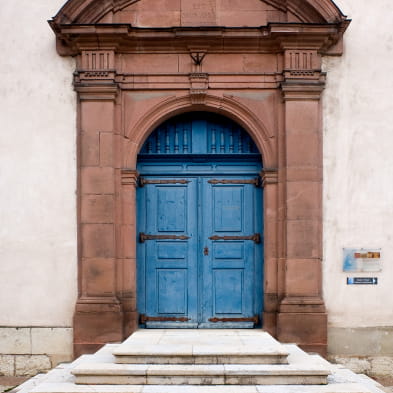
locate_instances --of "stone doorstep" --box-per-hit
[113,330,289,365]
[72,363,330,385]
[27,382,386,393]
[10,333,389,393]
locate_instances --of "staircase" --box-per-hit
[17,330,388,393]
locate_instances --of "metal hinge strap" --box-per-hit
[209,234,261,244]
[140,314,190,323]
[208,315,259,324]
[139,232,190,243]
[208,178,260,187]
[139,178,190,187]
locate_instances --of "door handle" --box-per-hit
[203,247,209,256]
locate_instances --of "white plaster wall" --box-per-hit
[323,0,393,327]
[0,1,77,326]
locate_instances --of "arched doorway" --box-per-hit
[136,112,263,328]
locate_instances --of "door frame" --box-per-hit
[136,170,264,328]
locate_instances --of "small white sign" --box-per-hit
[343,248,382,272]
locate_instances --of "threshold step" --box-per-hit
[72,363,330,385]
[113,330,289,365]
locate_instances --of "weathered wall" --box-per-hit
[323,0,393,372]
[0,0,77,375]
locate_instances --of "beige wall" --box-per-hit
[323,0,393,328]
[0,1,77,327]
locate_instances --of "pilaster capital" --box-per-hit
[121,169,139,186]
[74,49,119,100]
[280,48,325,101]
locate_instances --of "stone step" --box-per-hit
[72,363,330,385]
[113,330,289,365]
[30,382,385,393]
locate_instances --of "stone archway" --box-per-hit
[50,0,350,357]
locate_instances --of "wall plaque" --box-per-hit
[343,248,381,272]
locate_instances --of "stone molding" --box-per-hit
[51,0,348,26]
[261,169,278,187]
[120,169,138,186]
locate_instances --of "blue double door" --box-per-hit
[138,175,263,328]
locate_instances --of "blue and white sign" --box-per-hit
[347,277,378,285]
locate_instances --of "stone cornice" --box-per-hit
[50,23,349,57]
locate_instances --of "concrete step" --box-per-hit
[72,363,329,385]
[113,330,289,365]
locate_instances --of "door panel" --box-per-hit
[141,178,198,327]
[200,178,259,327]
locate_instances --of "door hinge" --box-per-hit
[139,178,190,187]
[139,233,190,243]
[208,315,259,324]
[209,234,261,244]
[140,314,190,323]
[208,178,261,187]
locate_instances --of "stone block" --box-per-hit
[31,328,73,357]
[121,225,136,259]
[99,132,113,167]
[286,101,319,135]
[286,181,322,220]
[81,132,99,167]
[0,355,15,376]
[286,132,321,167]
[82,258,116,296]
[277,312,327,356]
[81,167,115,195]
[328,327,383,356]
[81,101,114,133]
[370,357,393,377]
[286,220,321,259]
[15,355,51,377]
[331,356,371,374]
[81,224,115,258]
[81,195,114,224]
[0,328,31,355]
[285,259,321,297]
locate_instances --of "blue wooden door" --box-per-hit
[138,177,199,327]
[200,177,262,327]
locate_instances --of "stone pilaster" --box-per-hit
[277,49,327,356]
[73,53,123,357]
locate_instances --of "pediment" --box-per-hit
[52,0,347,27]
